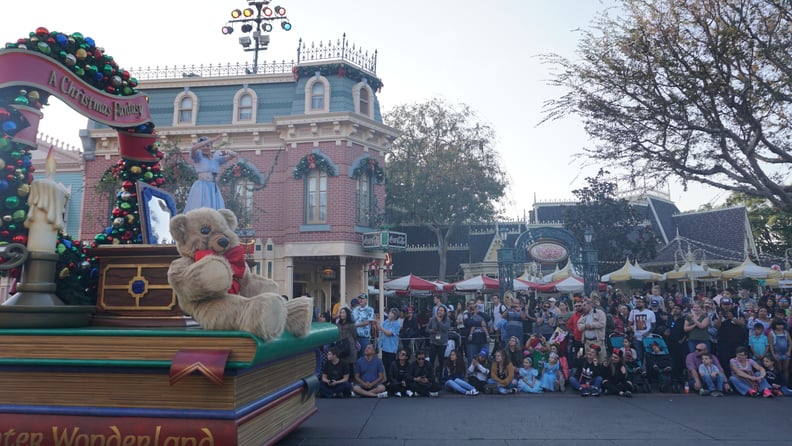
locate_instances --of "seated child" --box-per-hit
[540,352,564,392]
[762,355,792,397]
[517,357,543,393]
[697,353,725,396]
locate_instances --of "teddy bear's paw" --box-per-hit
[190,256,233,293]
[240,295,287,341]
[285,296,313,338]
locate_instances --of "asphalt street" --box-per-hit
[278,391,792,445]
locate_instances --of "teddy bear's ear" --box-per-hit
[170,214,188,244]
[218,209,238,231]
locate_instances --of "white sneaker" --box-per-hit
[394,392,402,397]
[429,391,439,397]
[350,392,359,398]
[471,389,480,396]
[464,390,472,396]
[377,391,389,399]
[406,390,415,397]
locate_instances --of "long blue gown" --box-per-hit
[183,149,232,212]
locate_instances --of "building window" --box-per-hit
[304,76,330,113]
[238,94,253,121]
[356,174,372,226]
[233,88,257,124]
[235,182,255,227]
[173,91,198,126]
[306,170,327,224]
[352,82,374,118]
[311,83,324,110]
[178,97,193,123]
[359,88,369,117]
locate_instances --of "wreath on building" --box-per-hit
[219,159,267,189]
[293,152,337,178]
[352,157,385,184]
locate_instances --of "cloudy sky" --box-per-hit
[4,0,727,214]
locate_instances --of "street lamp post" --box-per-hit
[582,227,598,298]
[221,1,292,74]
[497,225,514,297]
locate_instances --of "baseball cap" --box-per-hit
[650,300,659,307]
[634,295,645,301]
[548,297,557,303]
[350,298,360,306]
[721,297,733,304]
[358,293,368,300]
[478,348,489,357]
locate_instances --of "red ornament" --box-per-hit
[0,230,8,237]
[11,235,26,244]
[122,180,134,190]
[112,207,122,217]
[35,27,49,36]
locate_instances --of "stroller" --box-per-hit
[642,334,680,393]
[612,333,650,393]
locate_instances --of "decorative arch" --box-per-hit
[0,29,161,249]
[304,74,330,114]
[514,227,584,272]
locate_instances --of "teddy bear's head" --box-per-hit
[170,208,241,259]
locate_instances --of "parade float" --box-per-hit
[0,28,333,445]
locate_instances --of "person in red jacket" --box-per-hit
[567,300,584,359]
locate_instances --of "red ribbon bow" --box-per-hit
[194,245,246,294]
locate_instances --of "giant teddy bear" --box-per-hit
[167,207,313,341]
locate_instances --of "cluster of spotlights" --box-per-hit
[221,4,291,35]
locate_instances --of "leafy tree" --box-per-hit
[384,98,509,281]
[563,169,658,272]
[725,192,792,259]
[543,0,792,212]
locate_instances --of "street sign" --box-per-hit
[362,230,406,251]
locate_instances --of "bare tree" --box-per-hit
[543,0,792,211]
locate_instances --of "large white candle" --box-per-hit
[24,179,70,253]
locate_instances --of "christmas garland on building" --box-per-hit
[352,157,385,184]
[219,159,267,189]
[293,152,337,179]
[292,63,383,92]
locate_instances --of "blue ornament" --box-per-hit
[84,37,95,48]
[94,72,103,83]
[1,121,18,135]
[104,227,112,235]
[90,267,99,279]
[21,155,31,168]
[63,239,73,249]
[55,34,68,45]
[0,180,8,191]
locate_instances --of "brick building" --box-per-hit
[77,37,397,314]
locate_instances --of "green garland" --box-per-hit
[293,152,337,179]
[352,157,385,184]
[220,159,266,188]
[292,63,384,92]
[8,28,139,96]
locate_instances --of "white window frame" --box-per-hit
[173,90,199,126]
[233,88,257,124]
[305,170,328,224]
[352,82,374,118]
[304,75,330,114]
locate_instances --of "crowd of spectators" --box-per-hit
[318,286,792,399]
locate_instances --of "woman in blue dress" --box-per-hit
[183,135,237,212]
